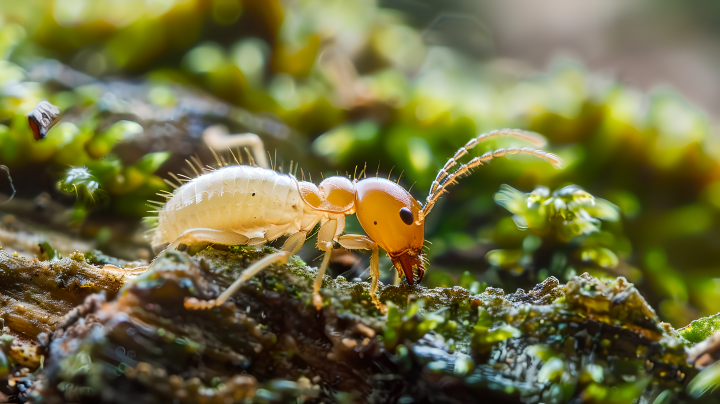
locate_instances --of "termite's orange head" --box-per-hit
[354,178,426,285]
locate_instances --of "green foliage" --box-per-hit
[679,313,720,344]
[39,242,62,262]
[86,121,143,159]
[383,299,471,352]
[58,167,104,204]
[488,184,625,284]
[688,361,720,399]
[471,306,520,353]
[494,184,620,241]
[384,301,439,350]
[459,271,487,294]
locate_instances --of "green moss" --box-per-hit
[679,313,720,344]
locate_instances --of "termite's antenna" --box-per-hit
[396,170,404,184]
[419,129,561,224]
[429,129,546,196]
[387,165,395,180]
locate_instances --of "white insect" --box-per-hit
[149,127,562,313]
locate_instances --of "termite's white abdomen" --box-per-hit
[152,166,322,249]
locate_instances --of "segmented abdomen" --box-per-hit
[152,166,320,247]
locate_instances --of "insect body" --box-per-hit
[152,166,323,250]
[152,129,562,313]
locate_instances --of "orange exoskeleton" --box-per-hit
[150,128,562,313]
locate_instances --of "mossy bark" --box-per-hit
[0,246,707,403]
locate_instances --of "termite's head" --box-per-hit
[354,178,426,285]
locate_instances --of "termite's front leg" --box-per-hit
[181,229,307,310]
[313,219,338,310]
[336,234,386,314]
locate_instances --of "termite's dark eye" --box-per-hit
[399,207,413,225]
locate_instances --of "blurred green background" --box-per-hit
[0,0,719,328]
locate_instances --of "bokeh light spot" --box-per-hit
[407,137,431,171]
[232,38,268,87]
[183,43,225,73]
[53,0,89,27]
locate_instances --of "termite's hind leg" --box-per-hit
[337,234,386,314]
[184,231,308,311]
[312,219,338,310]
[185,251,293,309]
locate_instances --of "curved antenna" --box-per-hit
[418,145,562,223]
[429,129,546,196]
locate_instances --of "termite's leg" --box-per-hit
[185,250,293,310]
[337,234,386,314]
[182,230,307,311]
[313,219,338,310]
[282,231,307,255]
[149,228,250,274]
[167,228,250,251]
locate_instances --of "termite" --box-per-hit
[149,128,562,313]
